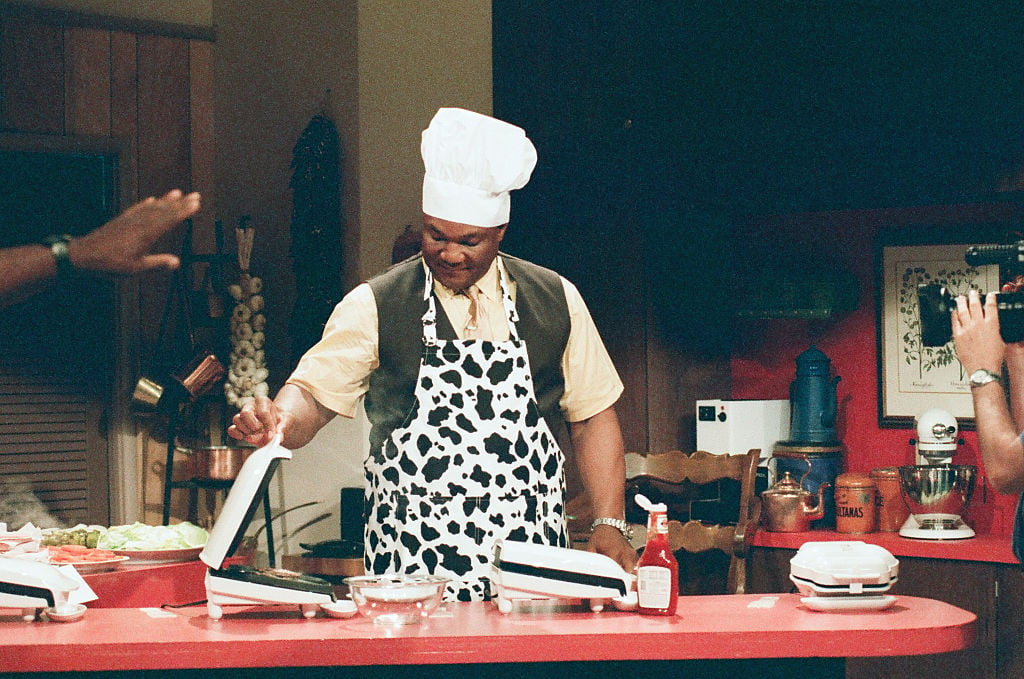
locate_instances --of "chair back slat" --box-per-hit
[667,519,736,554]
[625,449,760,485]
[624,448,762,594]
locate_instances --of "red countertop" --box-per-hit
[0,595,975,672]
[84,531,1018,614]
[752,528,1018,564]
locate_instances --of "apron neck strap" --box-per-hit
[421,260,520,344]
[498,262,521,341]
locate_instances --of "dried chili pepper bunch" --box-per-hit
[225,219,269,408]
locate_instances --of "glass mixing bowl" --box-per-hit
[897,464,977,518]
[343,575,448,625]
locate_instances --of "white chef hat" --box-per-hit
[421,107,537,228]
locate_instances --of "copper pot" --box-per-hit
[181,445,255,481]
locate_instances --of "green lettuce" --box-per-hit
[96,521,208,550]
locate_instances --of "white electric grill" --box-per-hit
[200,436,335,619]
[0,558,81,621]
[789,541,899,611]
[489,539,637,613]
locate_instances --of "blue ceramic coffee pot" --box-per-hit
[789,345,841,444]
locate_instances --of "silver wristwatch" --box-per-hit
[968,368,1002,389]
[590,517,634,541]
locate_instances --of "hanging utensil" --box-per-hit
[131,222,225,413]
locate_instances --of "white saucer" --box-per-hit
[44,603,87,622]
[800,595,897,612]
[320,600,358,619]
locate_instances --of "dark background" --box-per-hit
[0,147,118,383]
[493,2,1024,354]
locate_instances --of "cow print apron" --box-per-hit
[365,264,568,601]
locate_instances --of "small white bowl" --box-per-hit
[320,599,358,619]
[44,603,87,623]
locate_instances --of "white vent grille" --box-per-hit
[0,370,94,526]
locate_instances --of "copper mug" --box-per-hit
[131,350,225,413]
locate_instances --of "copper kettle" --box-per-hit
[762,470,830,532]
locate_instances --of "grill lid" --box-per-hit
[199,435,289,570]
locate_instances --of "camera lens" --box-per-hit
[998,291,1024,344]
[918,283,953,347]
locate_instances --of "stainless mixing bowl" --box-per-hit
[897,464,977,517]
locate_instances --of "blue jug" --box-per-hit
[789,345,841,444]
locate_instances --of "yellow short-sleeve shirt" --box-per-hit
[287,257,623,423]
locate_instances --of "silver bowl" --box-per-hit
[897,464,976,517]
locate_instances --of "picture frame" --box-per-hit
[875,225,1013,428]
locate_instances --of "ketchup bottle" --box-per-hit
[635,494,679,616]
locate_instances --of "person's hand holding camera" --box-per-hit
[951,289,1005,377]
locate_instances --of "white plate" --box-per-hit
[800,595,897,612]
[53,556,131,574]
[108,546,203,564]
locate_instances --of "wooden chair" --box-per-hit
[624,449,761,595]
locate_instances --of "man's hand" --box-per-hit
[586,523,638,573]
[952,289,1004,375]
[228,384,335,450]
[69,189,201,276]
[228,396,287,447]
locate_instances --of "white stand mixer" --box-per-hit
[899,408,975,540]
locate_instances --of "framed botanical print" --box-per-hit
[876,225,1012,428]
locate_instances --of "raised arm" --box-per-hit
[952,289,1024,494]
[0,189,200,308]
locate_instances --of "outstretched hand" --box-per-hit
[69,189,201,276]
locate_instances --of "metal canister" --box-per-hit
[869,466,911,532]
[835,472,877,533]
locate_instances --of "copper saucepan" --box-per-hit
[178,445,256,481]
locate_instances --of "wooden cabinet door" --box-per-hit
[0,142,118,528]
[996,565,1024,676]
[846,557,996,679]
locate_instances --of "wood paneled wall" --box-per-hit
[1,10,215,350]
[0,10,214,525]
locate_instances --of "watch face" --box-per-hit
[970,369,997,385]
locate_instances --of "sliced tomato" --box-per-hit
[57,544,90,554]
[48,545,119,563]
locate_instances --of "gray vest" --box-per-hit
[365,253,571,455]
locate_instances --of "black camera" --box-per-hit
[918,241,1024,347]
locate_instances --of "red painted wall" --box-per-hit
[731,201,1024,537]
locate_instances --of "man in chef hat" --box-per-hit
[230,108,636,601]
